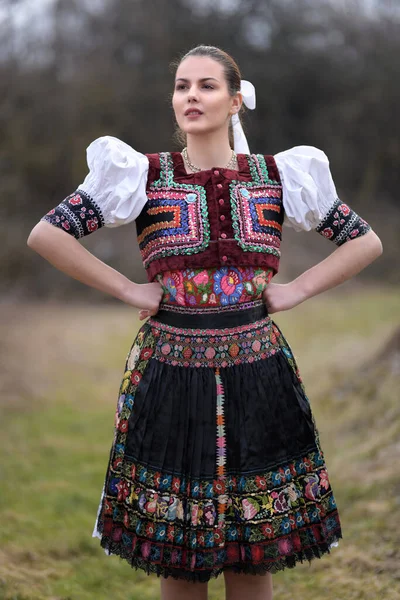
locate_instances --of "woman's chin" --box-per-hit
[183,124,208,135]
[183,125,219,138]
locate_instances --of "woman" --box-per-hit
[27,45,382,600]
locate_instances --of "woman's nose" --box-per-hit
[188,87,199,101]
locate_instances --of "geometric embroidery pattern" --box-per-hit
[136,153,210,268]
[214,368,228,546]
[230,155,283,256]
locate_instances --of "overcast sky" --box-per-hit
[0,0,106,28]
[0,0,393,38]
[0,0,53,24]
[0,0,384,22]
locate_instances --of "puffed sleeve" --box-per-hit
[274,145,371,245]
[40,136,149,238]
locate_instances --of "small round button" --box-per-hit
[222,255,228,262]
[217,183,223,189]
[219,214,225,221]
[240,187,250,198]
[218,198,224,205]
[186,193,197,203]
[214,170,220,176]
[220,232,227,239]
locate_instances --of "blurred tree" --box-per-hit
[0,0,398,298]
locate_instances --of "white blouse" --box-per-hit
[77,136,339,231]
[78,136,149,227]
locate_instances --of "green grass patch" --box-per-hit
[1,287,399,599]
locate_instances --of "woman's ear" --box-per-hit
[231,91,243,115]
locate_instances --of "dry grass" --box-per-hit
[0,287,399,600]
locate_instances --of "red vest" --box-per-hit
[136,152,283,282]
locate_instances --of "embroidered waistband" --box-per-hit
[150,301,268,329]
[157,299,264,315]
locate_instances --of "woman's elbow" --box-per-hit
[27,223,41,249]
[27,221,52,251]
[370,230,383,257]
[363,229,383,261]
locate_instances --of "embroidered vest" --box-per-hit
[135,152,284,282]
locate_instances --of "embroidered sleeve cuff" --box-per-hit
[315,199,371,245]
[40,190,105,239]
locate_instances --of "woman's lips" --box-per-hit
[185,110,203,119]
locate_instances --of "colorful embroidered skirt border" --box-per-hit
[92,303,342,582]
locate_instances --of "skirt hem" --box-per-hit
[94,534,342,582]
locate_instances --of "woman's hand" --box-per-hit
[27,222,164,315]
[262,282,305,314]
[263,230,383,314]
[123,281,164,320]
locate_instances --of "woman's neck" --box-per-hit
[185,133,234,171]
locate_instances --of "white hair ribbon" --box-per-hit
[232,79,256,154]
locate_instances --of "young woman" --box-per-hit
[27,45,382,600]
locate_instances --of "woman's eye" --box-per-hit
[175,84,214,91]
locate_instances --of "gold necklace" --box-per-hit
[182,147,237,172]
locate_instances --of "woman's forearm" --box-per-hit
[27,221,134,302]
[292,229,383,302]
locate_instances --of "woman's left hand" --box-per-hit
[263,230,383,314]
[262,282,305,314]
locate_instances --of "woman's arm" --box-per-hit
[263,229,383,313]
[27,221,163,313]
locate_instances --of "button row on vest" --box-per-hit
[220,232,227,239]
[218,198,224,205]
[213,170,220,176]
[217,183,223,189]
[219,214,225,221]
[222,255,228,262]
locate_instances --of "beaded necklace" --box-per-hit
[182,147,237,173]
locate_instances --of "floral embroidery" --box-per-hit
[163,271,186,305]
[41,190,104,238]
[213,267,243,305]
[97,451,341,577]
[148,314,282,368]
[112,326,156,445]
[158,266,273,307]
[316,199,371,245]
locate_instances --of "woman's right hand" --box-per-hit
[27,221,164,317]
[123,281,164,320]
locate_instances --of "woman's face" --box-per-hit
[172,56,241,138]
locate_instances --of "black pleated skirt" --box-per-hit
[92,302,342,581]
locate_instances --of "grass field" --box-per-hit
[1,286,399,600]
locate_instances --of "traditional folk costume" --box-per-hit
[42,128,371,581]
